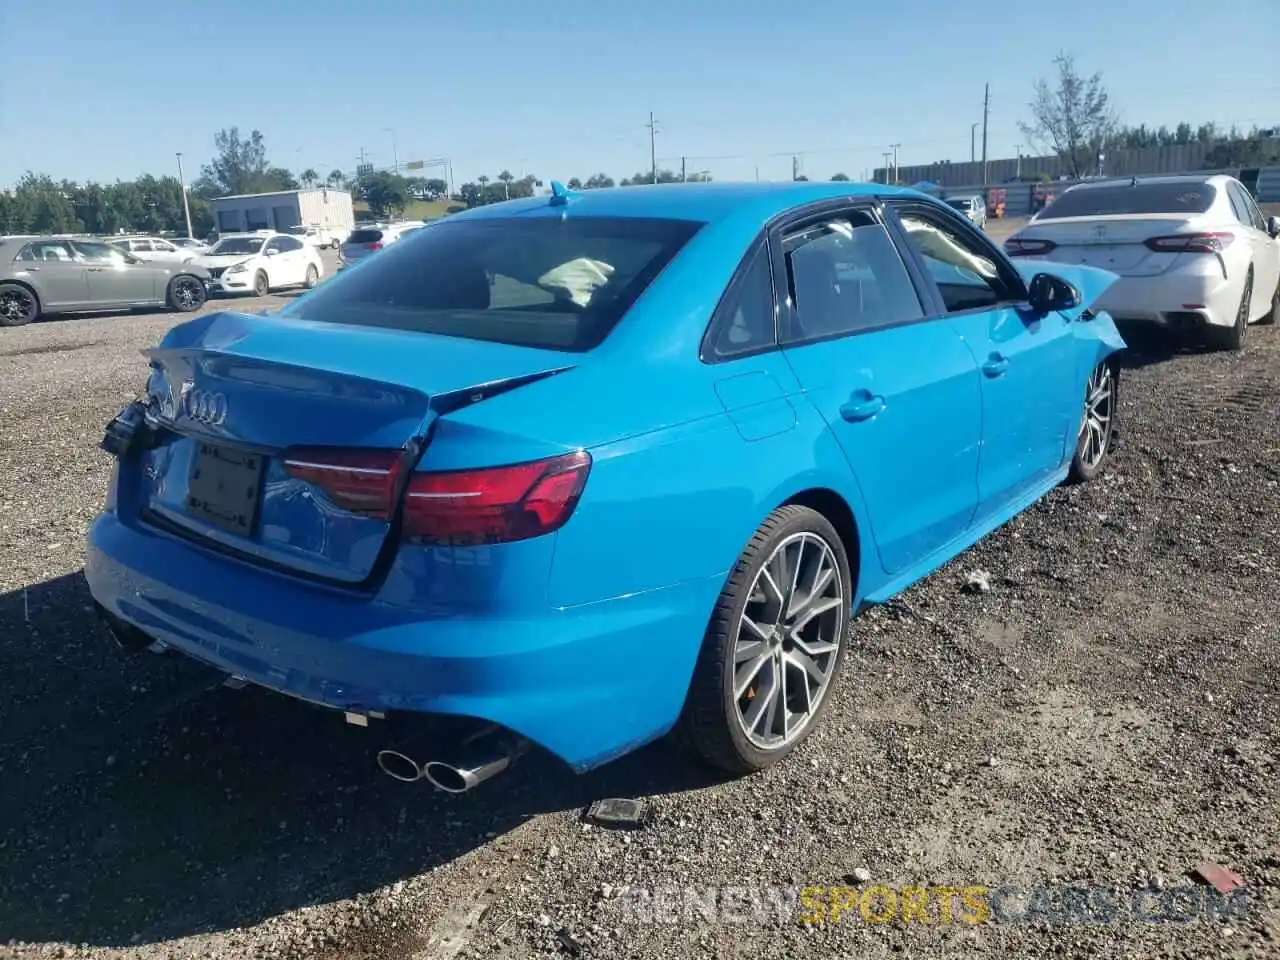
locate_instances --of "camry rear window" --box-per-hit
[1039,182,1217,219]
[346,229,384,244]
[282,216,704,352]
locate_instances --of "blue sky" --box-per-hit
[2,0,1276,190]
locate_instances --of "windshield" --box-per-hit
[945,198,974,210]
[1039,181,1217,219]
[209,237,265,255]
[281,215,703,352]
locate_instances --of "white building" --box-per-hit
[210,188,354,236]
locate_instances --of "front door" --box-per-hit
[774,204,983,576]
[887,202,1079,520]
[74,241,158,304]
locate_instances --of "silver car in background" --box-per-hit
[944,195,988,230]
[338,222,424,268]
[0,236,211,327]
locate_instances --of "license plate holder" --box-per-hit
[186,441,265,537]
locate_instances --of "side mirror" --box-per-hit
[265,248,279,257]
[1028,272,1082,313]
[1268,216,1280,239]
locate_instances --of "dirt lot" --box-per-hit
[0,263,1277,959]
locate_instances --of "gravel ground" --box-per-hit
[0,267,1277,959]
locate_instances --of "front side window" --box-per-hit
[73,242,132,265]
[280,215,703,352]
[895,209,1018,313]
[780,210,924,343]
[275,237,304,252]
[704,243,776,360]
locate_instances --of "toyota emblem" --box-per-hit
[179,387,229,426]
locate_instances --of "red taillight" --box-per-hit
[282,447,402,518]
[1005,237,1057,257]
[1143,232,1234,254]
[402,451,591,546]
[369,241,384,251]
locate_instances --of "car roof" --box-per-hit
[450,181,917,227]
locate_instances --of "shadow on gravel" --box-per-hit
[0,572,723,949]
[1113,323,1214,370]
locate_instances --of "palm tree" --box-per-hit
[326,169,345,189]
[497,169,514,200]
[300,168,319,188]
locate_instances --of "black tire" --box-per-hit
[676,505,852,775]
[1207,270,1251,351]
[1067,360,1119,484]
[1259,277,1278,326]
[303,263,319,289]
[0,282,40,326]
[253,271,269,298]
[167,274,207,313]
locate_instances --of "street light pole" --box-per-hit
[385,128,399,174]
[175,152,194,239]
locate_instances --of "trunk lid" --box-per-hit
[1020,214,1200,276]
[132,310,572,584]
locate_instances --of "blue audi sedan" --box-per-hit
[86,181,1124,790]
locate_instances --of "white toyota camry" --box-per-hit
[1005,174,1280,350]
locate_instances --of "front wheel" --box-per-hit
[167,275,207,313]
[1067,360,1118,484]
[253,271,269,298]
[677,505,851,774]
[303,264,319,289]
[0,282,40,326]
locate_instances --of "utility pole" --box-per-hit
[971,123,979,163]
[646,112,659,184]
[792,155,799,181]
[881,152,892,183]
[981,82,990,184]
[384,128,399,174]
[681,156,687,182]
[754,164,760,182]
[890,143,901,183]
[1015,144,1023,179]
[175,152,194,239]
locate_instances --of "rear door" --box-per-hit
[887,201,1078,520]
[774,202,983,576]
[13,241,90,309]
[1227,181,1280,316]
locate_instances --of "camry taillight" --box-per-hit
[1143,232,1235,253]
[1005,237,1057,257]
[282,447,402,517]
[403,451,591,546]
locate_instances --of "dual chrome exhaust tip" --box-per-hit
[376,725,526,793]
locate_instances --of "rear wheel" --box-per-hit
[167,275,207,313]
[1067,360,1118,484]
[253,271,269,297]
[303,264,319,289]
[0,282,39,326]
[1207,270,1251,351]
[677,505,851,774]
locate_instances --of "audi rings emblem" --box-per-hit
[180,387,229,426]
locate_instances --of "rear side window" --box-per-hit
[282,216,704,352]
[1039,182,1216,219]
[780,210,924,342]
[347,229,384,244]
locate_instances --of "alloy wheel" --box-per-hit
[172,277,204,311]
[733,532,845,750]
[1078,363,1114,469]
[0,287,36,324]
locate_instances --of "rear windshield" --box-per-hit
[280,215,703,352]
[1039,182,1217,219]
[945,198,974,209]
[346,229,384,244]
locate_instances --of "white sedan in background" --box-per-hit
[195,232,324,298]
[108,235,198,264]
[1005,174,1280,350]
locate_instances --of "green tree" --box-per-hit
[497,169,514,199]
[300,168,320,187]
[194,127,294,197]
[326,169,346,188]
[831,172,850,181]
[359,171,411,217]
[584,173,615,189]
[1019,54,1118,179]
[566,177,584,190]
